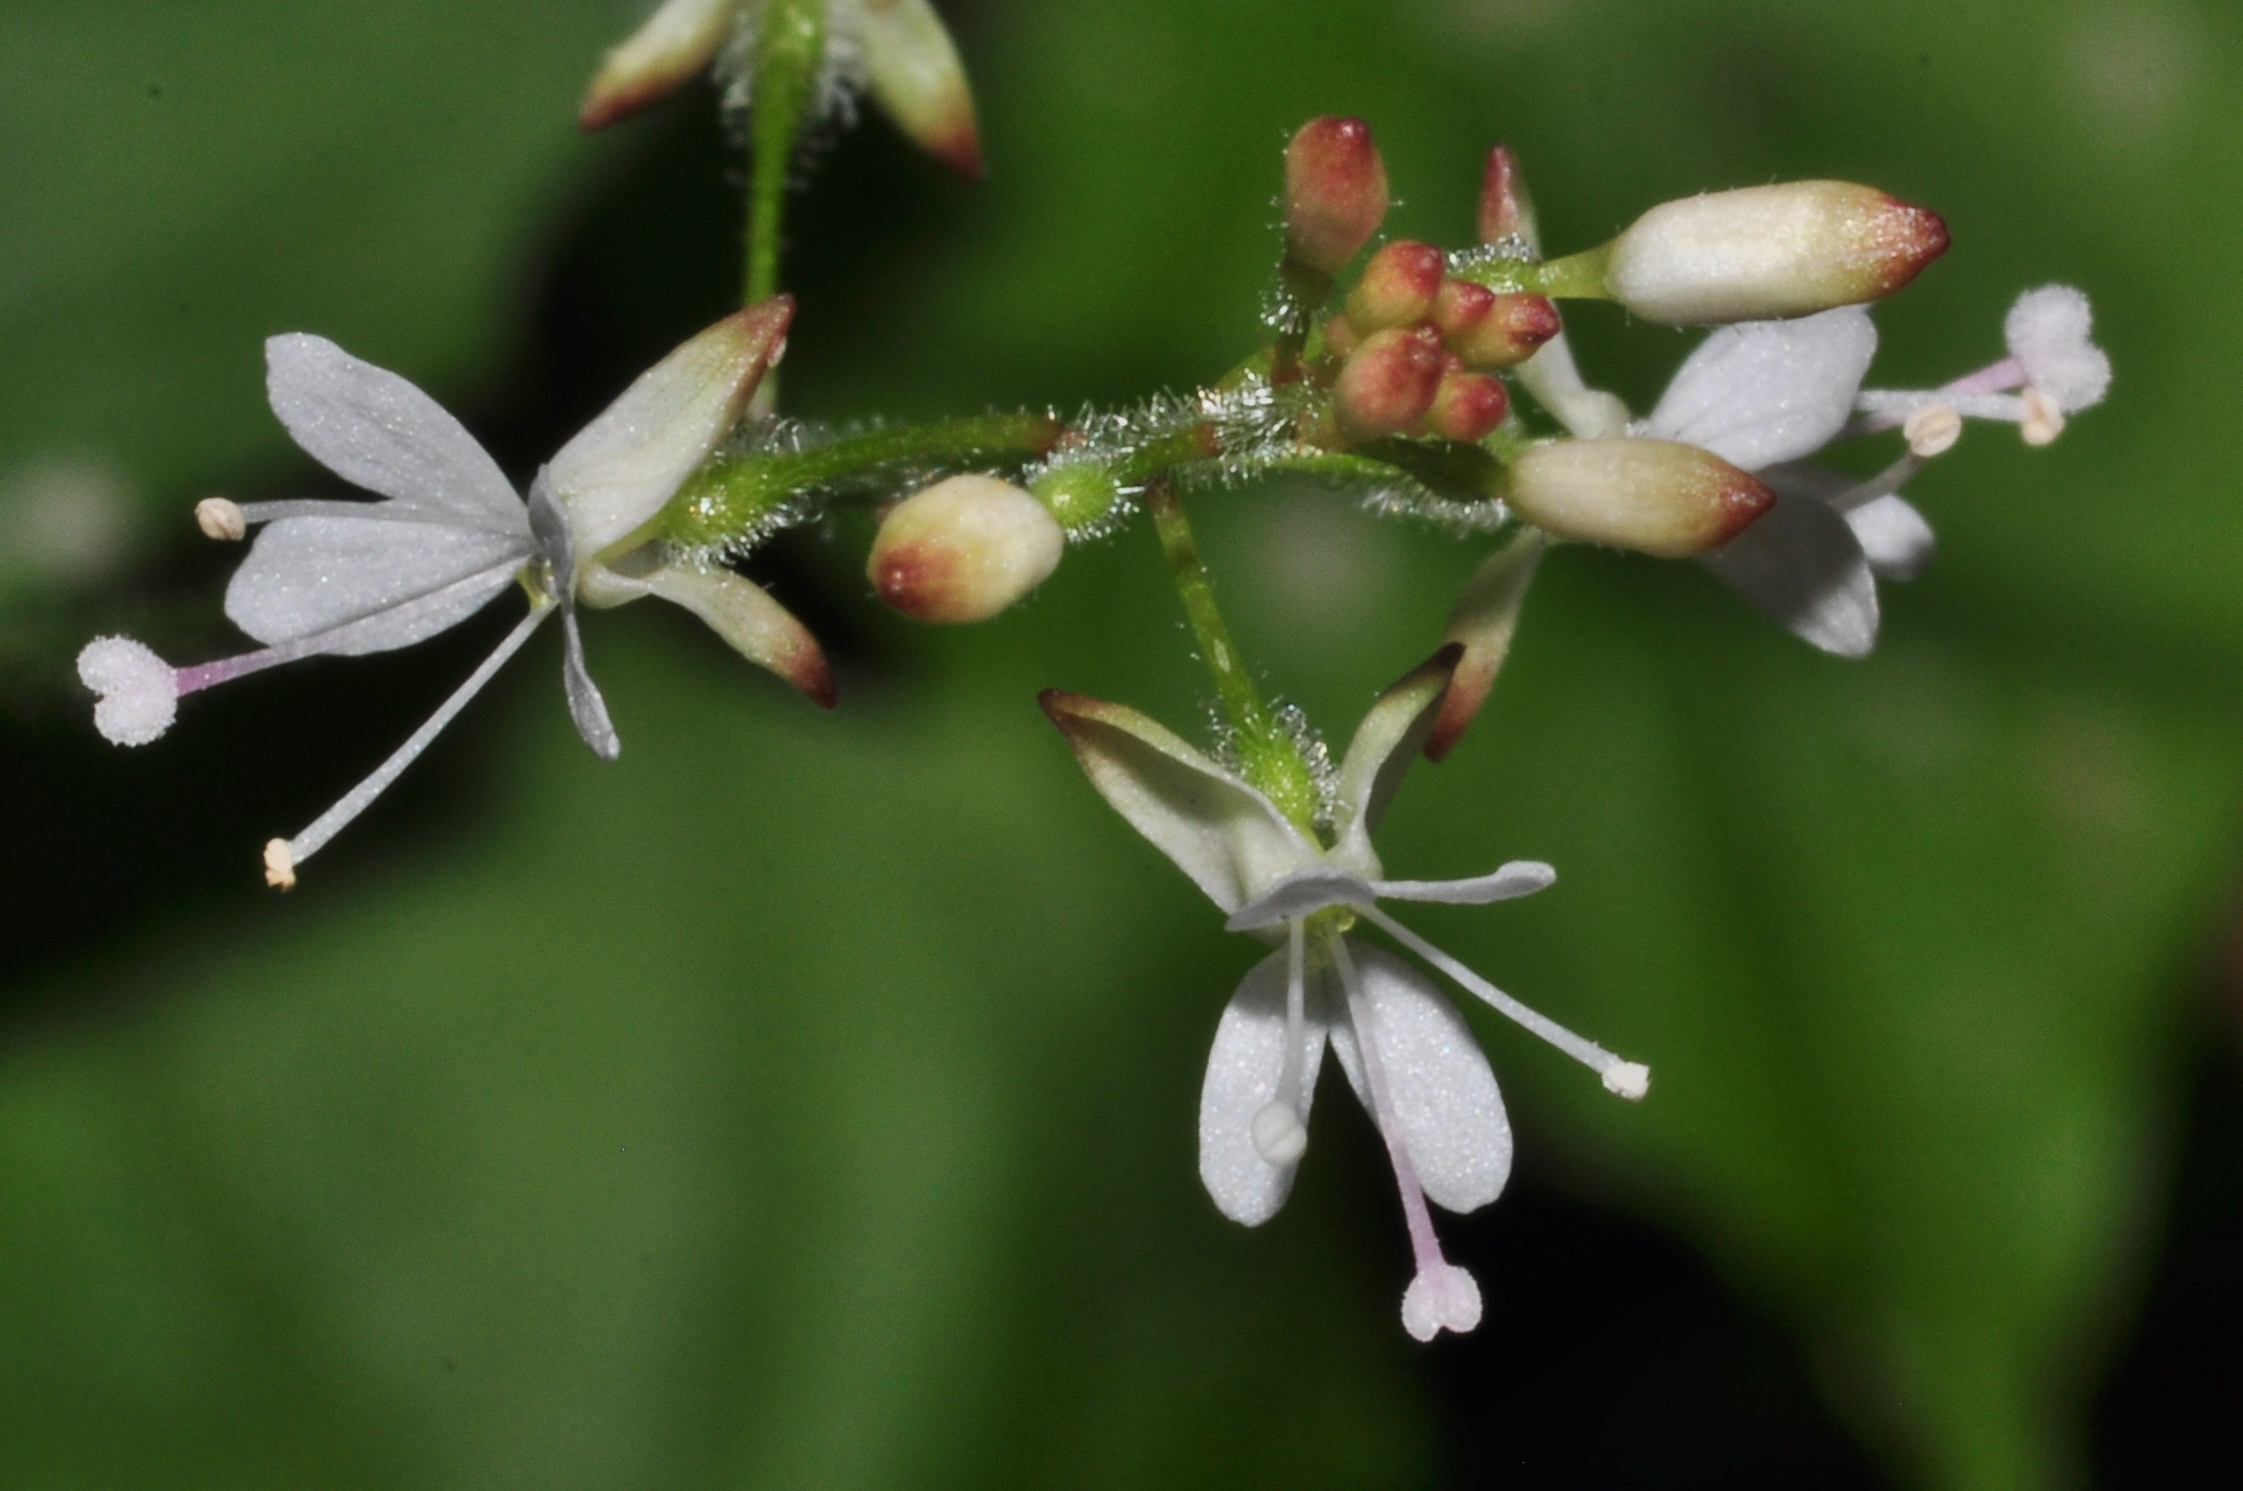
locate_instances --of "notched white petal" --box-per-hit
[1040,691,1317,914]
[264,334,524,534]
[1199,951,1330,1225]
[225,517,528,652]
[547,300,793,560]
[1644,307,1876,470]
[1326,943,1511,1215]
[1375,860,1554,905]
[1700,490,1878,658]
[1845,494,1936,581]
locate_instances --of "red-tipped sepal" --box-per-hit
[1504,439,1775,558]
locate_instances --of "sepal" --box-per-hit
[580,0,741,132]
[858,0,985,177]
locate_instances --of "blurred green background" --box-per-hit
[4,1,2240,1487]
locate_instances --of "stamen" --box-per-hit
[1901,404,1962,457]
[1252,919,1313,1165]
[1329,935,1482,1341]
[263,838,296,890]
[1819,452,1924,515]
[195,497,247,541]
[1359,905,1648,1098]
[269,604,552,879]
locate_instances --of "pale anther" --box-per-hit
[2020,387,2066,446]
[195,497,247,542]
[1603,1062,1651,1102]
[263,838,297,891]
[1251,1101,1309,1164]
[1902,403,1962,457]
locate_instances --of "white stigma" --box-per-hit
[1902,403,1962,457]
[1603,1062,1651,1102]
[1401,1262,1483,1343]
[195,496,247,541]
[1251,1101,1308,1165]
[77,636,179,746]
[2005,285,2110,412]
[263,838,297,890]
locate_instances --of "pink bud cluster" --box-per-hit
[1283,119,1559,448]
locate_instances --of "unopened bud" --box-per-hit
[859,0,984,178]
[1436,286,1560,370]
[195,496,247,541]
[1344,241,1446,332]
[1284,117,1390,275]
[1028,462,1125,536]
[868,474,1065,623]
[1318,315,1360,360]
[1605,181,1949,325]
[2019,387,2066,447]
[1333,327,1445,443]
[1504,438,1775,558]
[1902,403,1962,457]
[579,0,738,132]
[1421,372,1509,443]
[1477,144,1530,245]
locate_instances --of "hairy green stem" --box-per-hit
[746,0,825,309]
[1145,481,1320,832]
[661,412,1064,550]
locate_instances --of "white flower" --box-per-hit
[78,300,829,886]
[1043,648,1648,1342]
[580,0,983,178]
[1638,304,1928,659]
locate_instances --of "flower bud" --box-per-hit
[1477,144,1529,245]
[859,0,985,178]
[1333,327,1445,443]
[1435,284,1559,370]
[1283,117,1389,275]
[868,474,1065,623]
[1604,181,1949,326]
[1343,241,1446,332]
[579,0,738,132]
[1503,439,1774,558]
[1420,372,1509,443]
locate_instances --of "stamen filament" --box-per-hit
[1360,905,1638,1086]
[1277,918,1308,1112]
[1328,934,1450,1276]
[278,604,552,868]
[1821,452,1925,515]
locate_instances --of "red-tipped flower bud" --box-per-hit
[1437,287,1560,370]
[1477,145,1528,245]
[868,475,1065,623]
[1334,327,1446,443]
[1421,372,1510,443]
[1344,241,1447,332]
[1503,439,1774,558]
[1604,181,1949,326]
[1284,117,1390,275]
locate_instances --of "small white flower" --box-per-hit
[79,300,830,885]
[1043,649,1647,1342]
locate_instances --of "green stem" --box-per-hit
[1450,242,1614,301]
[1145,481,1320,832]
[745,0,826,309]
[661,412,1064,550]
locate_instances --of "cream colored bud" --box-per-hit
[1605,181,1949,325]
[1902,403,1962,457]
[1504,438,1775,559]
[195,496,247,541]
[868,475,1065,623]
